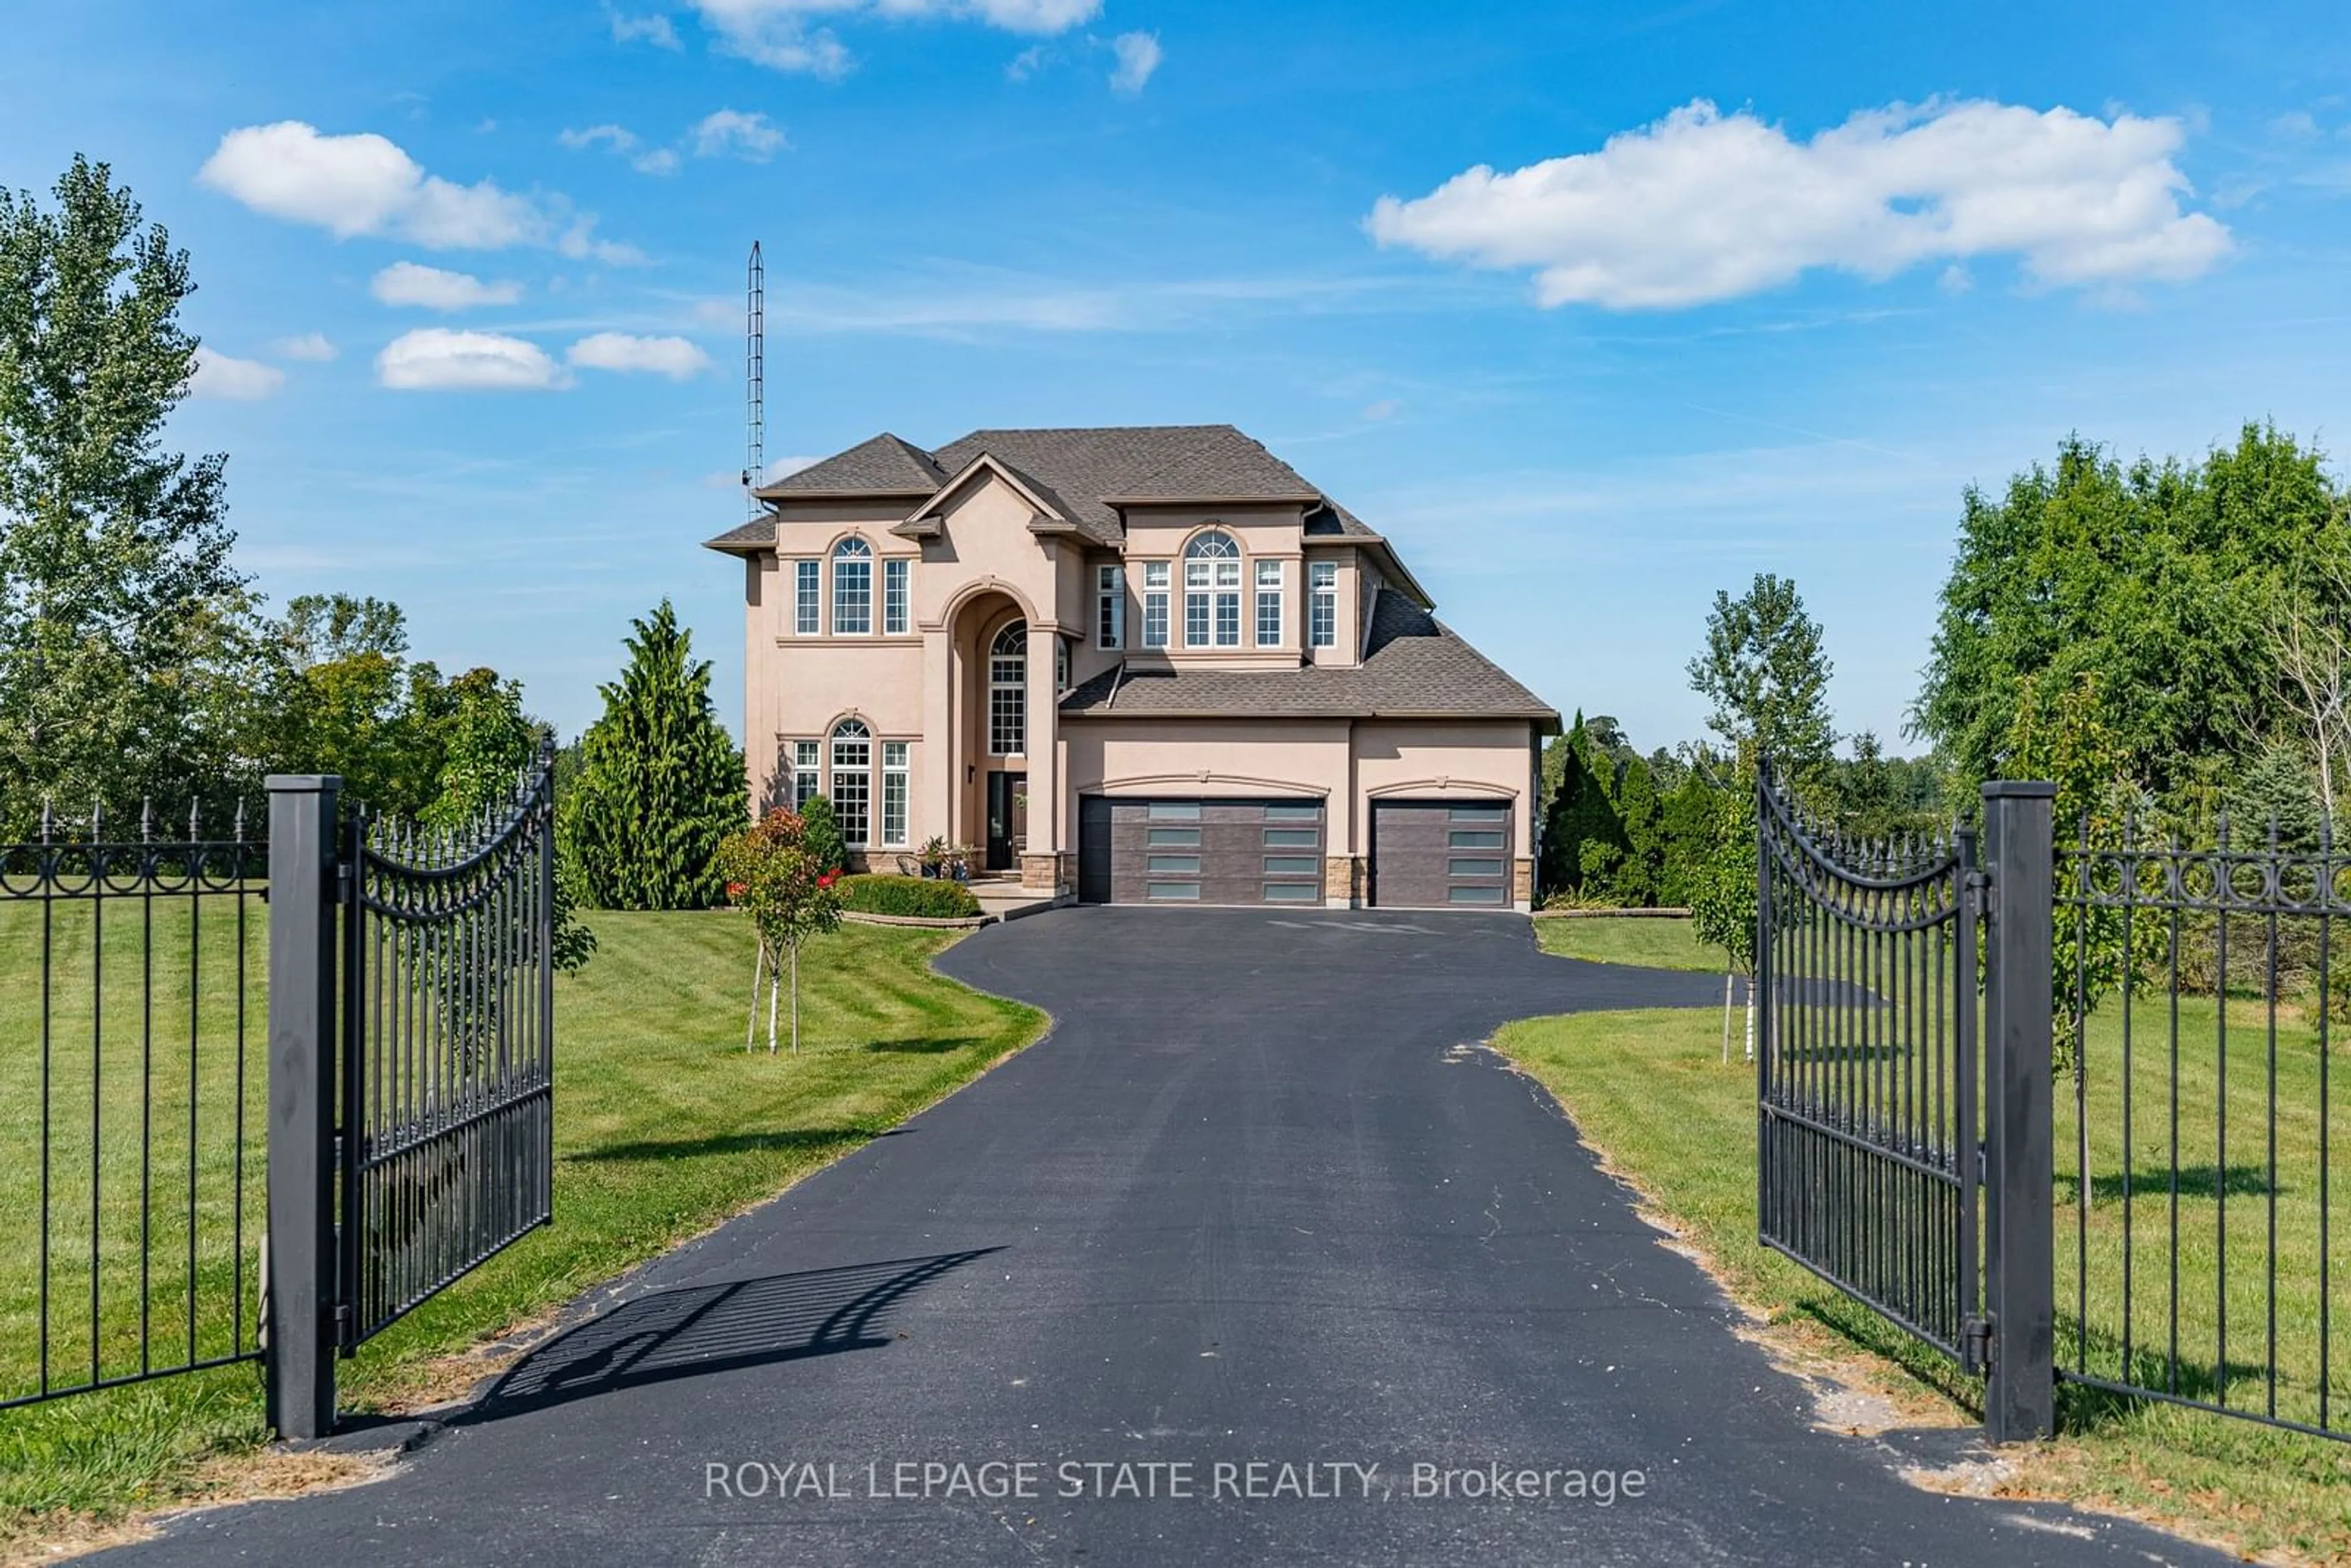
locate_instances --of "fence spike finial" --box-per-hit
[140,797,152,844]
[39,796,51,844]
[233,797,246,841]
[189,797,201,842]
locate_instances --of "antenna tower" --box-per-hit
[744,239,765,517]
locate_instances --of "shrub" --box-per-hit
[837,874,980,920]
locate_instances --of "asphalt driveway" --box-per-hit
[110,909,2221,1566]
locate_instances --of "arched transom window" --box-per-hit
[831,536,872,634]
[989,620,1027,756]
[829,718,872,846]
[1184,530,1242,648]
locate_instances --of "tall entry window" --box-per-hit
[880,741,909,847]
[989,620,1027,756]
[1310,560,1337,648]
[831,537,872,634]
[830,719,871,846]
[1185,530,1242,648]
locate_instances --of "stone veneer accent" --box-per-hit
[1019,850,1074,897]
[1324,855,1363,908]
[1512,857,1535,908]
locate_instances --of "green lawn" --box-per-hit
[1497,1002,2351,1564]
[0,904,1043,1544]
[1534,913,1730,973]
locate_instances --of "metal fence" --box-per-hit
[340,767,557,1346]
[2057,817,2346,1442]
[0,805,266,1409]
[1755,766,1981,1362]
[1757,770,2058,1442]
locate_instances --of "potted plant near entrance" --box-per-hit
[946,844,975,882]
[916,835,949,878]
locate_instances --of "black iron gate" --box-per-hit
[337,758,557,1348]
[264,751,557,1437]
[1755,762,1982,1362]
[1757,765,2062,1443]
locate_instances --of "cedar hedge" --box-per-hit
[836,873,981,920]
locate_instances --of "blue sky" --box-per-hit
[5,0,2350,754]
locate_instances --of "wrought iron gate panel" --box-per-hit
[1757,763,1982,1362]
[338,754,555,1347]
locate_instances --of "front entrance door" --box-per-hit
[986,771,1027,871]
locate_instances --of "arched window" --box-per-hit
[829,718,872,847]
[831,537,872,634]
[989,620,1026,756]
[1184,530,1242,648]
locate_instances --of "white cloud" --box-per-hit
[557,216,649,266]
[371,261,525,310]
[561,123,683,174]
[1005,44,1045,81]
[1108,31,1160,94]
[198,121,547,249]
[683,0,1098,75]
[1360,399,1401,422]
[1367,98,2234,309]
[567,332,715,378]
[272,332,338,361]
[560,122,640,152]
[377,328,565,391]
[2270,110,2323,140]
[694,108,789,160]
[609,7,682,47]
[189,347,286,400]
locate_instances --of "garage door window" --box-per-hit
[1265,828,1319,847]
[1265,803,1320,821]
[1147,882,1200,901]
[1263,883,1318,902]
[1449,858,1504,876]
[1147,827,1199,846]
[1263,856,1319,875]
[1449,886,1507,905]
[1449,830,1505,849]
[1147,855,1201,874]
[1149,801,1200,820]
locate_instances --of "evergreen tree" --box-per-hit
[800,793,846,878]
[563,601,748,910]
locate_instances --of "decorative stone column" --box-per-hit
[1021,621,1060,891]
[1324,855,1362,909]
[1512,856,1535,913]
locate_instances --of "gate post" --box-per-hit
[266,775,342,1440]
[1980,781,2057,1442]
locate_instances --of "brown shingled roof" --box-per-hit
[756,433,945,496]
[1059,591,1558,732]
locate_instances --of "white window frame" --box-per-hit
[989,620,1027,757]
[831,537,872,635]
[880,741,909,847]
[1184,531,1242,649]
[1097,564,1125,650]
[1310,560,1337,649]
[1254,560,1284,648]
[793,560,820,636]
[792,739,820,810]
[829,719,872,847]
[1142,561,1169,648]
[882,557,910,635]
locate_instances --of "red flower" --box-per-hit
[726,881,747,898]
[817,871,838,889]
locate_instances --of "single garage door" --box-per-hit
[1078,798,1325,906]
[1371,801,1513,909]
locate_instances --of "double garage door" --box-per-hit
[1370,800,1513,908]
[1077,796,1515,909]
[1078,798,1325,906]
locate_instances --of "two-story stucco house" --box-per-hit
[704,424,1559,910]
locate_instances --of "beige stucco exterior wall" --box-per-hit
[1351,719,1538,858]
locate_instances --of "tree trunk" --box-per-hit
[746,942,765,1054]
[767,955,779,1055]
[1743,973,1755,1063]
[790,940,801,1055]
[1720,971,1734,1064]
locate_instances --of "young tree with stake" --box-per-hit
[716,808,844,1054]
